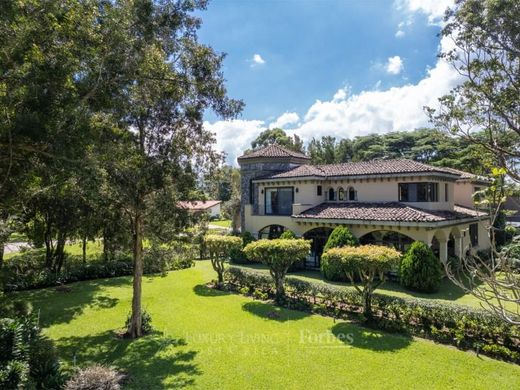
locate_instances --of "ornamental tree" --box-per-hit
[243,239,310,302]
[206,235,242,285]
[400,241,442,293]
[321,245,401,319]
[323,226,358,252]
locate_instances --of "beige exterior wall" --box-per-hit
[454,181,482,207]
[255,176,455,212]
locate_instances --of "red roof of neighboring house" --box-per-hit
[293,202,485,223]
[178,200,222,211]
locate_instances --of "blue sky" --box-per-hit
[198,0,457,165]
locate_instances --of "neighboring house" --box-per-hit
[503,196,520,225]
[178,200,222,218]
[238,144,490,269]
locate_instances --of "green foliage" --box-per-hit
[322,245,401,318]
[125,310,153,336]
[243,239,310,301]
[323,226,358,252]
[0,305,63,389]
[143,243,195,275]
[229,231,256,264]
[249,128,304,153]
[400,241,442,293]
[225,266,520,363]
[279,230,297,239]
[65,365,124,390]
[206,235,242,284]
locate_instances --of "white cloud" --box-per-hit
[396,0,453,25]
[395,29,405,38]
[386,56,404,74]
[251,53,265,66]
[207,34,461,166]
[204,119,266,165]
[269,112,300,129]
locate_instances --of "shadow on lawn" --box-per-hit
[57,331,200,389]
[242,301,310,322]
[10,277,130,328]
[192,284,231,297]
[331,322,411,352]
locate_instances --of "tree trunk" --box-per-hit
[362,286,373,319]
[44,224,53,269]
[54,231,66,273]
[82,236,87,263]
[129,212,144,338]
[0,242,4,269]
[274,274,285,303]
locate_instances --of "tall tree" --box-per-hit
[90,0,242,338]
[250,128,304,153]
[428,0,520,325]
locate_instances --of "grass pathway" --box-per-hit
[13,261,520,389]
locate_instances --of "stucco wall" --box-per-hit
[454,181,480,207]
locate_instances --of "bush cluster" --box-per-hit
[0,302,63,389]
[224,267,520,363]
[400,241,442,292]
[2,244,195,292]
[229,231,256,264]
[65,365,124,390]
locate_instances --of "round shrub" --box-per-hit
[65,365,124,390]
[279,230,297,239]
[321,226,358,281]
[206,235,242,284]
[400,241,442,293]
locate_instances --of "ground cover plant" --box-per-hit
[6,261,520,389]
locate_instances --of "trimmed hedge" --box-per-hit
[2,244,195,292]
[321,226,358,281]
[224,266,520,363]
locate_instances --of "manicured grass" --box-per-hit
[4,240,104,260]
[11,261,519,389]
[209,219,231,228]
[233,262,508,310]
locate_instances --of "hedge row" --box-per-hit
[2,244,195,292]
[225,267,520,364]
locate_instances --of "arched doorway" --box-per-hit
[303,227,333,269]
[258,225,286,239]
[359,230,414,252]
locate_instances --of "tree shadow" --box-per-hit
[8,276,131,328]
[192,284,231,297]
[242,301,310,322]
[56,331,200,389]
[331,322,411,352]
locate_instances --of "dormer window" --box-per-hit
[338,187,345,201]
[348,187,357,201]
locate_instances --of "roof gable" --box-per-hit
[237,144,310,161]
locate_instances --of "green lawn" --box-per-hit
[10,261,519,389]
[209,219,231,228]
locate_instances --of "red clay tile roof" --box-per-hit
[178,200,221,210]
[441,167,491,183]
[264,159,460,179]
[237,144,310,161]
[293,202,485,223]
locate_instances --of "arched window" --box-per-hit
[338,187,345,201]
[348,187,357,201]
[328,188,335,201]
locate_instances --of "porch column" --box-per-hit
[439,238,448,264]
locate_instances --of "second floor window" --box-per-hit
[338,187,345,200]
[265,187,293,215]
[399,182,439,202]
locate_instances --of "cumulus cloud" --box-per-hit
[386,56,404,75]
[269,112,300,129]
[251,53,265,66]
[396,0,452,25]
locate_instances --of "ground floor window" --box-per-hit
[469,223,479,246]
[258,225,286,239]
[303,227,333,268]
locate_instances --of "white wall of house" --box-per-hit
[209,203,221,218]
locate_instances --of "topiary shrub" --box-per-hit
[400,241,442,293]
[321,245,401,319]
[243,239,310,302]
[230,231,256,264]
[206,235,243,285]
[321,226,358,281]
[65,365,124,390]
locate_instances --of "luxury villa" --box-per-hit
[238,144,490,269]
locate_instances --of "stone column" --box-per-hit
[439,238,448,264]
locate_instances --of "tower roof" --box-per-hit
[237,144,310,162]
